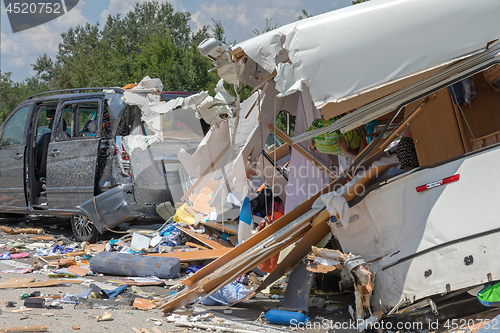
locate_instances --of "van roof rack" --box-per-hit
[26,87,124,100]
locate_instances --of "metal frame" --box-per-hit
[26,87,124,100]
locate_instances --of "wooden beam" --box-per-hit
[268,143,291,162]
[249,210,331,296]
[146,248,231,262]
[366,94,435,161]
[269,124,336,179]
[177,226,232,249]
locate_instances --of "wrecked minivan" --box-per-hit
[158,0,500,324]
[0,84,208,242]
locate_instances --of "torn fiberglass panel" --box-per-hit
[233,0,500,109]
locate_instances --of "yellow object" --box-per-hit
[122,83,137,90]
[173,203,196,226]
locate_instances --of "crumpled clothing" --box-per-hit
[0,251,11,260]
[34,248,50,257]
[236,274,249,286]
[201,281,251,306]
[186,265,203,274]
[52,245,73,254]
[159,223,187,246]
[319,192,349,228]
[448,77,478,106]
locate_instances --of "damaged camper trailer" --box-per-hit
[158,0,500,322]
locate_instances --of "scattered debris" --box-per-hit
[133,298,156,310]
[0,326,48,332]
[94,312,113,322]
[1,226,44,235]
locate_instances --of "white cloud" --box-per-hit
[1,1,90,81]
[191,0,308,44]
[100,0,188,28]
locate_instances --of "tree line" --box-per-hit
[1,1,367,126]
[1,1,224,124]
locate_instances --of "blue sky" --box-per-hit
[1,0,353,82]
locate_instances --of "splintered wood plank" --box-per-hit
[270,124,336,179]
[176,226,231,249]
[247,210,331,297]
[146,248,231,262]
[186,242,209,250]
[179,181,342,289]
[160,164,394,313]
[0,279,82,289]
[201,222,238,236]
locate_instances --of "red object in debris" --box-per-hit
[416,174,460,192]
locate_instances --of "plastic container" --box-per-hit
[89,252,180,279]
[238,197,253,244]
[264,309,309,326]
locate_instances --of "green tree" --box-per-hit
[352,0,369,4]
[0,72,50,124]
[298,9,311,20]
[253,18,277,36]
[30,0,218,91]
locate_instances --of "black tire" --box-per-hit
[71,215,99,243]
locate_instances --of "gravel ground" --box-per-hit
[0,216,356,333]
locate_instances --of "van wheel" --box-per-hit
[71,215,98,243]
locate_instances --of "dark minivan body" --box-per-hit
[0,88,205,241]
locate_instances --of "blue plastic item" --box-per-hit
[104,284,128,298]
[265,309,309,326]
[201,281,251,306]
[0,251,11,260]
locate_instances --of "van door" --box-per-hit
[46,99,102,211]
[0,105,32,210]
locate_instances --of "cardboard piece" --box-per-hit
[83,243,106,254]
[67,266,90,277]
[96,313,113,322]
[40,251,86,260]
[2,278,35,285]
[48,258,76,267]
[0,226,43,235]
[133,298,156,310]
[29,236,53,241]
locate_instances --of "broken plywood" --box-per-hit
[177,226,231,249]
[146,248,231,262]
[160,164,392,313]
[133,298,156,310]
